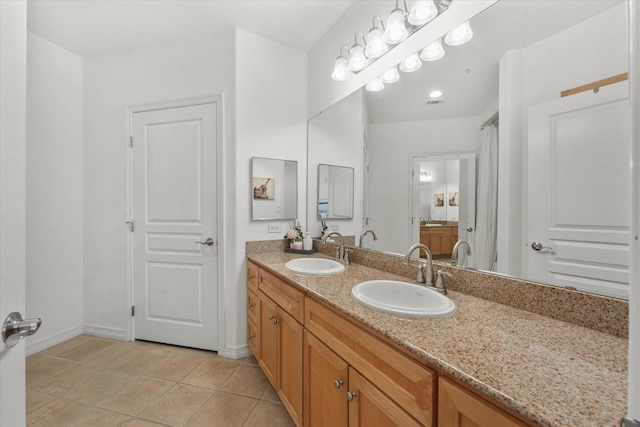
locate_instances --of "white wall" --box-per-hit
[497,3,627,277]
[83,34,235,341]
[234,29,307,356]
[368,117,478,255]
[26,33,84,354]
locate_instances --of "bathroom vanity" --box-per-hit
[245,246,627,427]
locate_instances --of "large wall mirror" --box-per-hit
[251,157,298,220]
[307,0,629,299]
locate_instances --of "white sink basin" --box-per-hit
[352,280,456,318]
[285,258,345,275]
[421,223,442,227]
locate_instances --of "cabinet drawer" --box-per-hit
[247,288,259,325]
[439,378,530,427]
[259,268,304,324]
[305,298,435,426]
[247,317,260,358]
[247,261,259,293]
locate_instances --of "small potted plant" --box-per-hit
[284,221,304,250]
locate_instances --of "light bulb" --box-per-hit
[380,66,400,84]
[365,27,388,59]
[383,9,408,44]
[331,56,352,81]
[408,0,438,26]
[429,90,443,98]
[399,53,422,73]
[445,21,473,46]
[420,38,445,61]
[348,44,367,72]
[365,78,384,92]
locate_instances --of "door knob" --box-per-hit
[196,237,214,246]
[2,312,42,348]
[531,242,553,251]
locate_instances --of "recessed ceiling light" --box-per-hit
[429,90,443,98]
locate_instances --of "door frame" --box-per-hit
[124,94,225,350]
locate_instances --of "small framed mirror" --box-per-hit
[251,157,297,220]
[317,164,354,219]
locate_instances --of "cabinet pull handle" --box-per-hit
[248,274,255,280]
[272,316,279,325]
[333,380,343,389]
[248,303,256,309]
[346,391,357,402]
[248,334,255,340]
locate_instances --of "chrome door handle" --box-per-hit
[2,312,42,348]
[196,237,214,246]
[531,242,553,251]
[466,227,473,232]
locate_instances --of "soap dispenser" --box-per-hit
[303,232,313,251]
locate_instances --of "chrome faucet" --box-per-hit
[451,240,472,267]
[403,243,433,287]
[322,231,350,264]
[358,229,378,248]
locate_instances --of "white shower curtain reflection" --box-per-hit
[474,123,498,270]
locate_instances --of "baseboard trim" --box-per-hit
[83,324,129,341]
[220,344,252,360]
[26,326,83,356]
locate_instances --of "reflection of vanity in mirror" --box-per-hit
[317,164,354,219]
[251,157,297,220]
[307,0,629,299]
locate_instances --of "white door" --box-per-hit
[1,0,27,425]
[526,82,630,299]
[132,102,218,350]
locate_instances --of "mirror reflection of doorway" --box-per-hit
[411,153,475,264]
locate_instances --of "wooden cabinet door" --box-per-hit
[348,368,422,427]
[247,317,259,358]
[304,330,349,427]
[438,378,529,427]
[258,291,277,387]
[277,306,303,427]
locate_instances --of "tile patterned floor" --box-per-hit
[26,335,295,427]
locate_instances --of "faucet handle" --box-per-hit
[343,248,353,264]
[415,263,427,283]
[435,270,453,294]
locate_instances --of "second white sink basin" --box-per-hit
[352,280,456,318]
[285,258,345,275]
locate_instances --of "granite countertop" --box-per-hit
[247,251,628,427]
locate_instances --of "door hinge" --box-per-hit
[126,220,134,232]
[129,136,133,148]
[131,306,135,317]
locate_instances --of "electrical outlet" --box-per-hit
[330,223,340,231]
[268,224,282,233]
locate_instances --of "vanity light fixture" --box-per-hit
[365,17,388,59]
[420,37,445,61]
[348,33,368,72]
[383,2,409,44]
[444,21,473,46]
[399,52,422,72]
[331,46,352,81]
[330,0,452,81]
[366,77,385,92]
[420,171,432,182]
[380,66,400,83]
[408,0,438,26]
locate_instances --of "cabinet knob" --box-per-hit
[346,391,357,402]
[333,379,343,389]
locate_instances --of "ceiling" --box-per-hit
[365,0,624,124]
[27,0,354,56]
[26,0,623,124]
